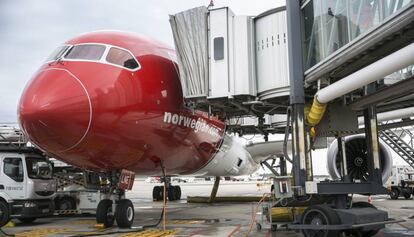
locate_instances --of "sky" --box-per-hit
[0,0,285,123]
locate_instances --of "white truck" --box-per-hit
[0,126,56,226]
[386,165,414,199]
[53,164,104,215]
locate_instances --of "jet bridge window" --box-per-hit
[213,37,224,61]
[65,44,106,60]
[106,47,139,70]
[3,157,23,182]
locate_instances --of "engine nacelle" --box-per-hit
[192,134,259,177]
[327,134,392,183]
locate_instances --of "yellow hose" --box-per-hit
[306,97,327,127]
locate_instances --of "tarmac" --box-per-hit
[2,180,414,237]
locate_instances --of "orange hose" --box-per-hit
[163,176,167,231]
[244,193,269,237]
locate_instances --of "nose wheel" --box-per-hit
[96,199,135,228]
[115,199,135,228]
[96,199,115,228]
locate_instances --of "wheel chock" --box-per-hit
[4,220,15,228]
[94,223,106,229]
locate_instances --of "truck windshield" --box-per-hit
[26,157,53,180]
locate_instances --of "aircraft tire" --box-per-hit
[96,199,114,228]
[173,186,181,200]
[152,186,163,201]
[168,186,176,201]
[115,199,134,228]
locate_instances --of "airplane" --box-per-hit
[18,31,262,228]
[18,31,392,228]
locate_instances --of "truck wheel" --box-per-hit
[115,199,134,228]
[301,204,341,237]
[56,197,76,210]
[352,202,380,237]
[389,189,399,200]
[17,217,36,224]
[403,192,411,199]
[0,201,10,227]
[96,199,114,228]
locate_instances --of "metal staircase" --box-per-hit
[379,126,414,169]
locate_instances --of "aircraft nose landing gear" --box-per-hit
[96,170,136,228]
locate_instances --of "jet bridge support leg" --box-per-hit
[208,176,221,203]
[284,1,395,236]
[364,83,383,185]
[286,0,308,196]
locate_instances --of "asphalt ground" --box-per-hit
[1,180,414,237]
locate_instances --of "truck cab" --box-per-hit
[0,147,56,226]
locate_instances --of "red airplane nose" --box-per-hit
[18,68,91,152]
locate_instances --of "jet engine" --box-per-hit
[327,134,392,183]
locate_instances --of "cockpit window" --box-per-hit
[106,47,139,70]
[65,44,106,60]
[46,45,70,62]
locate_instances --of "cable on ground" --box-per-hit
[244,193,270,237]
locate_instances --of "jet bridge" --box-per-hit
[170,6,291,119]
[170,2,414,236]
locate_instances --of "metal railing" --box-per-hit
[379,124,414,169]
